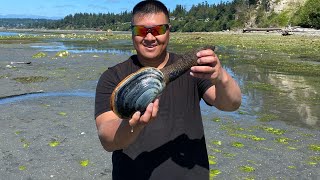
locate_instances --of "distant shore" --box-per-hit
[2,27,320,36]
[0,28,130,35]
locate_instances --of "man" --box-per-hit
[95,1,241,179]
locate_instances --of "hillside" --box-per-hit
[244,0,307,28]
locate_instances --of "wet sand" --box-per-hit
[0,42,126,179]
[0,41,319,179]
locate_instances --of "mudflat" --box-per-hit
[0,42,127,179]
[0,33,319,179]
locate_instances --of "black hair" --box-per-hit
[132,0,169,23]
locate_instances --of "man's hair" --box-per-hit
[132,0,169,24]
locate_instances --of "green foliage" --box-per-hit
[267,11,290,27]
[0,18,56,28]
[294,0,320,29]
[0,1,239,32]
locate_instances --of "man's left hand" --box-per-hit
[190,48,223,83]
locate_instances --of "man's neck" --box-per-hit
[137,52,169,69]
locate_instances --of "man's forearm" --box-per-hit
[213,69,241,111]
[96,113,144,152]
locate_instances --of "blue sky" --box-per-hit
[0,0,226,19]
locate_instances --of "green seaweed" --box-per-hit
[208,155,217,165]
[220,123,245,132]
[238,110,248,115]
[23,142,30,148]
[19,165,26,171]
[287,146,297,150]
[55,50,70,57]
[243,177,255,180]
[232,142,245,148]
[306,156,320,166]
[259,146,273,151]
[275,137,291,144]
[209,169,221,179]
[261,126,286,135]
[307,161,318,166]
[212,140,222,146]
[288,166,296,169]
[32,52,47,58]
[310,156,320,161]
[257,113,279,122]
[0,74,11,79]
[229,133,266,141]
[13,76,48,83]
[58,112,67,116]
[15,131,22,135]
[212,117,221,122]
[246,81,281,92]
[211,148,222,153]
[223,152,237,158]
[49,140,61,147]
[20,138,30,148]
[239,165,255,172]
[308,144,320,151]
[80,160,89,167]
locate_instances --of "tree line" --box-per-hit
[0,0,319,31]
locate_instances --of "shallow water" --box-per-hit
[2,37,319,129]
[0,91,94,105]
[0,31,36,37]
[0,31,20,36]
[30,41,134,55]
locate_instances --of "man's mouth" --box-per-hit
[144,45,157,50]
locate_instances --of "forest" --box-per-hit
[0,0,319,32]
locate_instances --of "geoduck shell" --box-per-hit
[110,67,165,119]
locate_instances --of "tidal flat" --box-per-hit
[0,31,319,179]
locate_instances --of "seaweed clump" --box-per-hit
[13,76,48,83]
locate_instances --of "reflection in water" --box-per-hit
[30,42,133,55]
[269,74,318,126]
[232,54,319,128]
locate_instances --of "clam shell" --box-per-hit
[111,67,165,119]
[110,46,215,119]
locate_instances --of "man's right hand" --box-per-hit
[129,98,160,131]
[95,98,159,152]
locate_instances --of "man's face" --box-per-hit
[132,12,170,61]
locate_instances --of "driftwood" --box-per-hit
[10,61,32,65]
[242,28,291,36]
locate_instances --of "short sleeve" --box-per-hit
[94,56,141,119]
[94,68,118,119]
[197,78,213,104]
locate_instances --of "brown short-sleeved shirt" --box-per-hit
[95,53,213,180]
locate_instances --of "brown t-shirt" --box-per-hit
[95,53,213,180]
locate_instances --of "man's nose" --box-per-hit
[144,31,156,40]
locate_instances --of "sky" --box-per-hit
[0,0,226,19]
